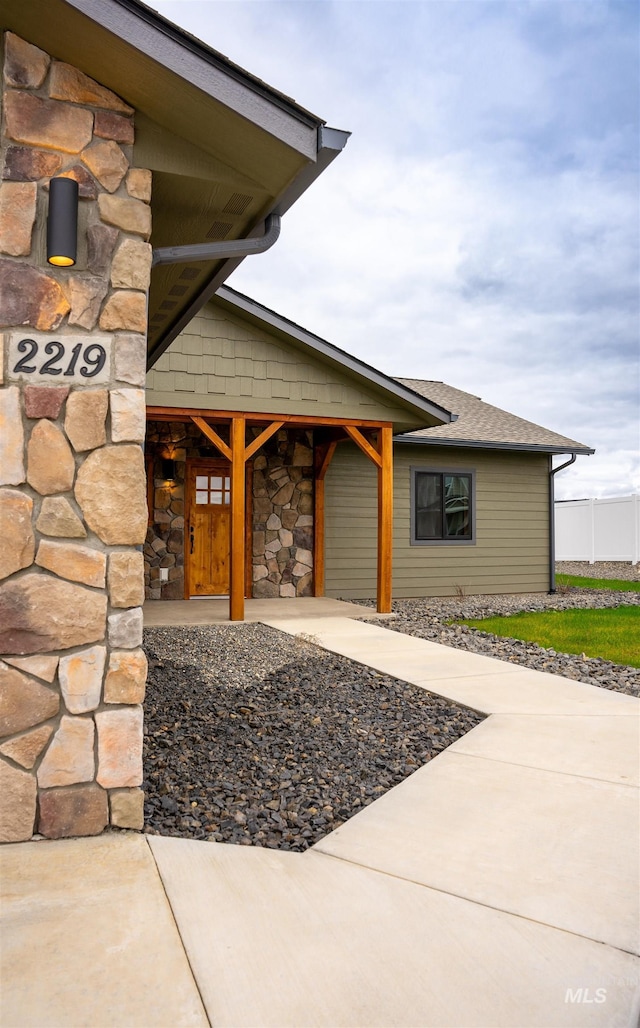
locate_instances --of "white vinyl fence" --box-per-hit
[555,494,640,564]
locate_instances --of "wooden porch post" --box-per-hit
[230,416,246,621]
[377,425,393,613]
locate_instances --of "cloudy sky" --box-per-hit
[153,0,639,499]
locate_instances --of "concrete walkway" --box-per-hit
[2,617,639,1027]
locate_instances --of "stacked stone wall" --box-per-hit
[252,429,314,597]
[0,33,151,841]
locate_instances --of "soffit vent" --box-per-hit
[206,221,232,240]
[223,192,253,215]
[179,267,201,280]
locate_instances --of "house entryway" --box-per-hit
[186,460,231,597]
[145,408,394,619]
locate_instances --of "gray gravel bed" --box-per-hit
[556,561,640,581]
[142,624,483,849]
[357,587,639,697]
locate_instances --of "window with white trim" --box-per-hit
[411,468,475,545]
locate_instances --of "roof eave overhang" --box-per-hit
[147,126,351,369]
[394,436,595,456]
[51,0,323,149]
[1,0,325,155]
[212,286,454,428]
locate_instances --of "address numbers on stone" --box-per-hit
[8,332,112,385]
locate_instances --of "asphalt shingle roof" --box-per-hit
[395,379,594,454]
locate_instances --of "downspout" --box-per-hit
[151,214,281,267]
[548,453,577,593]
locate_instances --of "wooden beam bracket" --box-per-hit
[190,416,232,461]
[345,425,382,467]
[244,420,285,463]
[315,439,338,482]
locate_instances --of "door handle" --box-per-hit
[189,526,195,554]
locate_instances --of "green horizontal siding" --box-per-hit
[324,443,550,598]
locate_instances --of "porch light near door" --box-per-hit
[47,177,78,267]
[162,458,176,482]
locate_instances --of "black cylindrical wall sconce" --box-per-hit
[47,177,79,267]
[162,458,176,482]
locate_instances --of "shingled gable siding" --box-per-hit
[145,303,426,427]
[0,34,151,842]
[323,443,550,598]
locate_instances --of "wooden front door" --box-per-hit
[186,461,231,596]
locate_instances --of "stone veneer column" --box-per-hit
[251,429,314,597]
[0,33,151,841]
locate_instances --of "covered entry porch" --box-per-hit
[145,406,394,621]
[143,595,391,627]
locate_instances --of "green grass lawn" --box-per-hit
[457,606,640,668]
[556,573,640,593]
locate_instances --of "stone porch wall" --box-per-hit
[0,33,151,842]
[252,429,314,597]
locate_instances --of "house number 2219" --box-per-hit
[12,338,107,378]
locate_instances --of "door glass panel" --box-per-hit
[193,468,231,506]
